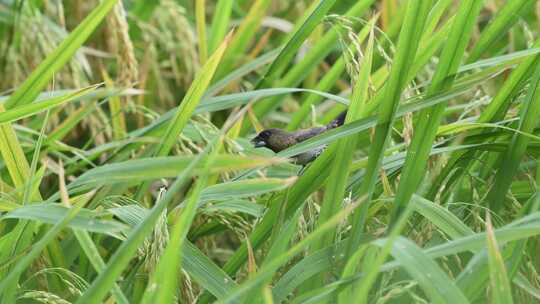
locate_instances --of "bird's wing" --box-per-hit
[293,126,327,142]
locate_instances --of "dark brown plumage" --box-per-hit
[251,111,346,165]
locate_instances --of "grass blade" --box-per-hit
[0,0,117,192]
[246,0,375,128]
[479,37,540,123]
[411,195,474,239]
[73,230,129,304]
[486,61,540,211]
[70,155,285,188]
[196,0,208,64]
[208,0,232,54]
[214,0,272,79]
[0,85,98,124]
[5,0,118,109]
[75,139,218,304]
[102,70,127,140]
[183,241,238,299]
[486,214,514,304]
[0,200,85,296]
[383,237,470,303]
[467,0,533,63]
[286,14,378,131]
[218,199,361,303]
[256,0,338,88]
[140,142,217,304]
[347,0,433,255]
[0,120,32,189]
[389,0,484,222]
[200,177,296,202]
[155,33,231,157]
[310,27,375,283]
[2,203,128,237]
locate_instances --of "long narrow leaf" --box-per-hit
[486,215,514,304]
[486,60,540,211]
[347,0,433,255]
[75,139,218,304]
[156,33,231,157]
[390,0,484,222]
[311,27,375,282]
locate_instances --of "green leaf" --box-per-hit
[0,201,85,296]
[141,139,217,304]
[197,88,349,113]
[102,70,127,140]
[256,0,338,88]
[182,242,238,299]
[346,204,415,303]
[411,195,474,239]
[286,14,378,131]
[272,241,350,302]
[200,177,296,202]
[514,273,540,300]
[381,237,470,304]
[245,208,303,302]
[156,33,231,157]
[0,0,116,190]
[0,111,32,189]
[459,47,540,73]
[46,101,97,144]
[5,0,118,108]
[432,37,540,202]
[479,37,540,124]
[486,216,514,304]
[203,200,265,218]
[467,0,533,63]
[73,230,129,304]
[263,208,303,266]
[207,49,278,96]
[195,0,208,64]
[70,155,286,188]
[310,25,375,285]
[486,59,540,211]
[0,87,142,104]
[215,0,272,79]
[2,203,128,238]
[208,0,233,54]
[247,0,375,127]
[0,85,98,124]
[346,0,433,254]
[75,137,218,304]
[104,201,239,300]
[389,0,484,222]
[0,199,20,212]
[422,213,540,259]
[218,199,360,303]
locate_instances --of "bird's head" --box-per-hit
[251,128,294,153]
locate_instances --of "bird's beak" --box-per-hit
[251,138,266,148]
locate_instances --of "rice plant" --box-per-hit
[0,0,540,303]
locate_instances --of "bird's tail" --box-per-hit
[327,110,347,129]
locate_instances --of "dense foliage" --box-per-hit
[0,0,540,303]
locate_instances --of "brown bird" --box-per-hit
[251,111,346,165]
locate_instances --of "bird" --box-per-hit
[251,111,347,166]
